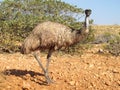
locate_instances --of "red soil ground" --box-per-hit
[0,45,120,90]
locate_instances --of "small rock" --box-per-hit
[26,73,31,77]
[98,49,104,53]
[104,80,111,86]
[64,79,67,82]
[22,81,31,89]
[89,64,94,68]
[116,80,120,86]
[112,69,119,73]
[68,81,76,86]
[33,78,38,82]
[75,82,79,86]
[5,66,10,69]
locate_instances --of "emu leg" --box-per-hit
[33,52,52,84]
[45,48,53,83]
[33,53,50,84]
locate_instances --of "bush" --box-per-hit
[0,0,84,53]
[104,34,120,56]
[0,0,94,54]
[93,32,120,44]
[83,26,95,43]
[106,41,120,56]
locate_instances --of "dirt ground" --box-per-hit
[0,44,120,90]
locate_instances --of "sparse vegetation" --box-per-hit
[93,32,120,44]
[105,34,120,56]
[93,25,120,56]
[0,0,93,54]
[1,0,120,56]
[0,1,120,90]
[106,41,120,56]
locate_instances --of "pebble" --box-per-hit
[98,49,104,53]
[26,73,31,77]
[22,81,31,90]
[68,81,76,86]
[112,69,119,73]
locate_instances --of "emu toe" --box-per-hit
[46,76,54,85]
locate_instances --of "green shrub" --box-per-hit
[93,32,120,44]
[0,0,85,53]
[0,0,94,54]
[105,35,120,56]
[106,41,120,56]
[83,26,95,43]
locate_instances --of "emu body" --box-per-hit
[21,21,86,54]
[21,9,92,84]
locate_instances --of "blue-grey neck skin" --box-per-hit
[84,16,89,33]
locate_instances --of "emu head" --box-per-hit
[85,9,92,17]
[84,9,92,33]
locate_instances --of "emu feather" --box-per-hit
[21,9,92,84]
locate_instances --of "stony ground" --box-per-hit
[0,44,120,90]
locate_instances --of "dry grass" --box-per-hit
[0,25,120,89]
[92,25,120,37]
[92,25,120,56]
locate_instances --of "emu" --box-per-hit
[21,9,92,84]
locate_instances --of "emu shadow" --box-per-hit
[3,69,48,85]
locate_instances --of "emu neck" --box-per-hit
[71,16,90,44]
[84,16,89,33]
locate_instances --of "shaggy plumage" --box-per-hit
[21,9,92,84]
[21,21,87,54]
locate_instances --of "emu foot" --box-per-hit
[45,76,54,85]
